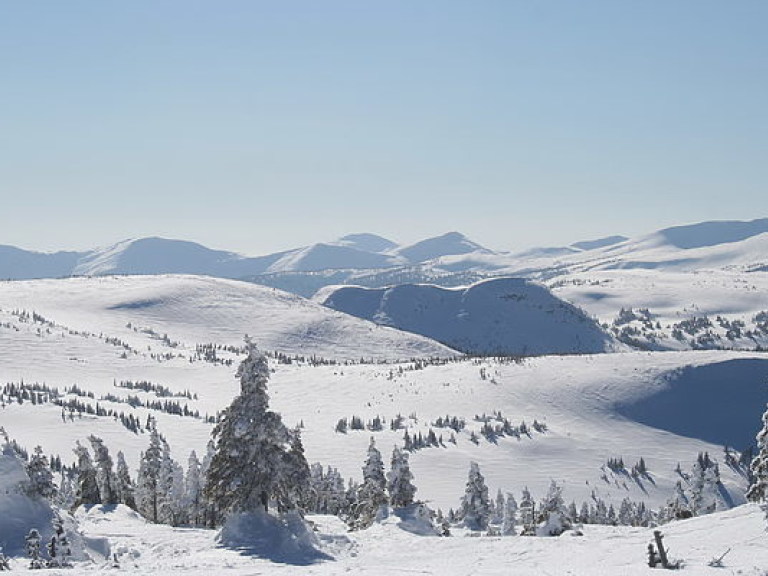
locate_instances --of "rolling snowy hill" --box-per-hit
[317,277,620,355]
[0,275,455,360]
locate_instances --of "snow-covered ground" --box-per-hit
[1,274,767,574]
[1,276,766,510]
[3,503,765,575]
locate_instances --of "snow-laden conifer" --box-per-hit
[205,339,308,515]
[185,451,203,526]
[501,492,517,535]
[349,437,388,529]
[387,446,416,508]
[73,441,101,507]
[136,426,163,522]
[460,461,490,531]
[88,435,118,504]
[25,446,56,500]
[537,480,570,535]
[115,451,136,510]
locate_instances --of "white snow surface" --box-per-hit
[1,274,768,573]
[11,503,768,574]
[0,275,454,359]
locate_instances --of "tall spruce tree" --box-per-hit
[205,340,308,515]
[460,461,490,531]
[387,446,416,508]
[25,446,56,500]
[349,437,388,529]
[73,441,101,507]
[88,435,118,504]
[136,426,163,522]
[185,451,203,526]
[115,451,136,510]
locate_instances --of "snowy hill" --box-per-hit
[0,275,454,360]
[549,269,768,351]
[317,277,619,355]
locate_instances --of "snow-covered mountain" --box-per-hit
[3,218,766,285]
[317,277,619,355]
[0,231,492,280]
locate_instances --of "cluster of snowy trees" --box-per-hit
[345,439,419,530]
[23,515,72,569]
[661,452,730,521]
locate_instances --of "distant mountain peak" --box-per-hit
[332,233,398,254]
[396,232,490,263]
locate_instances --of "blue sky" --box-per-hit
[1,1,766,254]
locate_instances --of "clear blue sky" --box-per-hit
[1,1,766,254]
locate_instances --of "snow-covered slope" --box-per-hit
[318,277,619,355]
[1,272,767,572]
[65,503,768,575]
[0,275,455,360]
[549,269,768,351]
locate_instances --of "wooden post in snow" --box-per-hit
[653,530,670,569]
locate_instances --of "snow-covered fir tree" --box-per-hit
[158,439,185,525]
[73,441,101,507]
[460,461,490,531]
[88,435,118,504]
[307,464,347,515]
[518,487,536,534]
[136,425,163,522]
[115,451,136,510]
[747,403,768,524]
[275,426,311,511]
[25,445,56,500]
[185,451,203,526]
[199,440,218,528]
[688,452,728,515]
[501,492,518,535]
[491,489,505,526]
[349,437,388,530]
[25,529,43,569]
[46,513,72,568]
[205,340,309,517]
[537,480,570,536]
[387,446,416,508]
